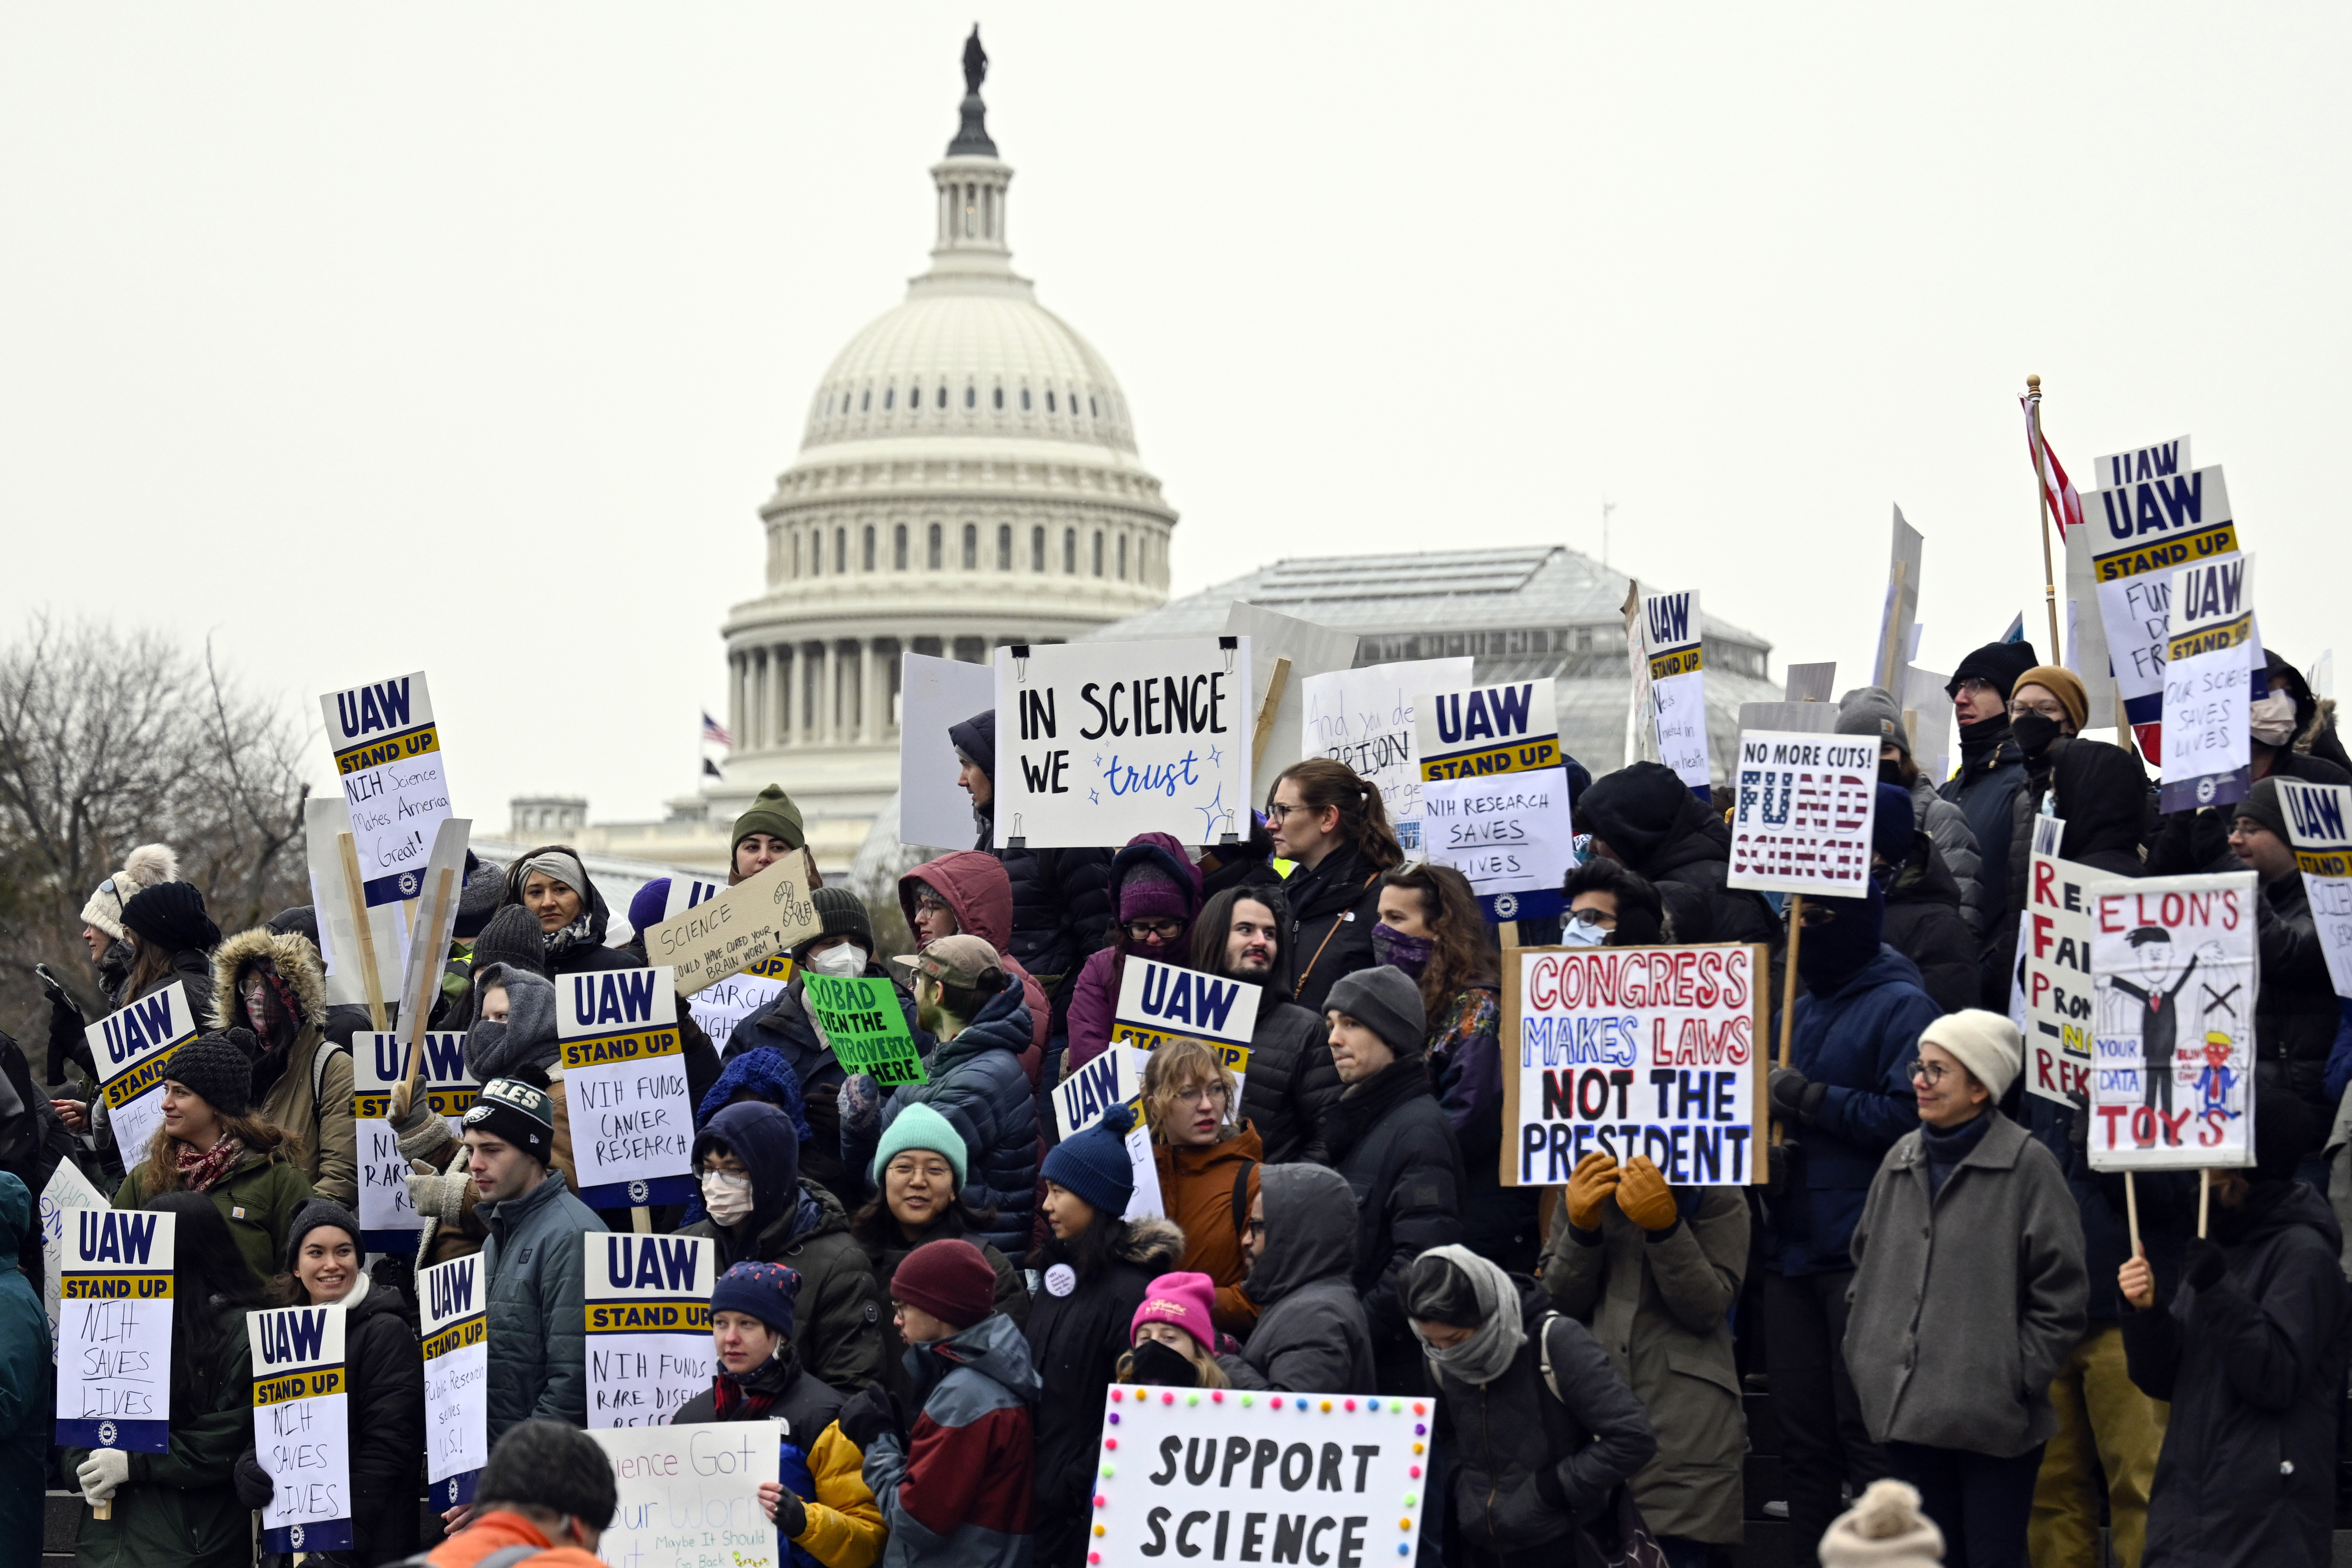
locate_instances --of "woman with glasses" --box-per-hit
[1141,1038,1262,1336]
[1266,758,1405,1012]
[1063,833,1206,1072]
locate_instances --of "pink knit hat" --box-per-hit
[1131,1272,1217,1352]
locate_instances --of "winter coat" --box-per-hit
[725,969,929,1209]
[1845,1110,2088,1456]
[64,1300,253,1568]
[0,1031,77,1283]
[1431,1280,1658,1557]
[1541,1186,1748,1545]
[858,1218,1029,1407]
[2151,749,2352,877]
[847,971,1040,1256]
[2124,1182,2352,1568]
[1321,1055,1466,1394]
[866,1311,1039,1568]
[115,1145,313,1289]
[2253,873,2340,1119]
[1579,764,1781,952]
[1940,724,2026,932]
[1429,984,1540,1267]
[672,1355,883,1568]
[210,926,358,1209]
[1878,831,1980,1016]
[1987,737,2150,1009]
[1025,1215,1186,1568]
[1151,1121,1262,1334]
[681,1179,885,1393]
[1909,772,1990,937]
[1234,996,1342,1165]
[118,945,217,1023]
[1064,833,1207,1071]
[0,1176,47,1562]
[420,1512,603,1568]
[954,707,1115,988]
[1280,842,1388,1015]
[478,1168,607,1440]
[895,850,1051,1074]
[1214,1163,1375,1394]
[1762,946,1936,1277]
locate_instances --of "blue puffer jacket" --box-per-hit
[1765,946,1937,1277]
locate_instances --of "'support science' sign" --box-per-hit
[1727,731,1878,897]
[1501,944,1767,1188]
[320,670,454,906]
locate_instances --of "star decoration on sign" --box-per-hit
[1207,743,1225,769]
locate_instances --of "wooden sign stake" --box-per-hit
[1251,656,1293,774]
[399,866,457,1113]
[1771,893,1805,1147]
[2027,374,2065,658]
[338,832,390,1034]
[2198,1166,2210,1239]
[2125,1170,2142,1259]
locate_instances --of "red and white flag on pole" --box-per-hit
[2022,396,2084,539]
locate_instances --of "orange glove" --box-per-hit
[1615,1156,1679,1232]
[1565,1152,1620,1231]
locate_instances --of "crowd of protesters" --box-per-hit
[7,640,2351,1568]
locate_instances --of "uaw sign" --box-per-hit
[559,968,694,1208]
[421,1256,488,1507]
[250,1304,352,1555]
[88,983,199,1168]
[586,1234,715,1429]
[1416,677,1575,922]
[1642,590,1712,802]
[56,1209,176,1452]
[1111,956,1261,1095]
[321,670,454,906]
[353,1031,477,1250]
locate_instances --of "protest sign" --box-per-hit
[992,636,1251,850]
[1416,678,1574,923]
[586,1233,715,1428]
[638,850,822,998]
[1500,943,1766,1188]
[39,1159,108,1352]
[2159,554,2255,814]
[1300,657,1473,854]
[1224,601,1359,801]
[1111,955,1260,1093]
[2063,517,2118,731]
[2017,818,2101,1106]
[421,1255,489,1508]
[56,1208,174,1451]
[804,974,925,1087]
[321,670,454,906]
[899,652,996,849]
[1726,731,1878,897]
[1083,1382,1427,1568]
[587,1423,780,1568]
[250,1303,351,1553]
[1642,590,1712,800]
[1901,665,1955,788]
[559,968,694,1208]
[394,817,471,1045]
[1050,1044,1164,1220]
[1871,508,1924,697]
[1622,581,1658,769]
[353,1031,476,1250]
[688,955,793,1054]
[2279,779,2352,999]
[87,981,198,1167]
[304,795,406,1011]
[2086,871,2257,1171]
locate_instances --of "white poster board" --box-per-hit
[899,652,996,850]
[421,1255,489,1509]
[2086,872,2258,1171]
[55,1208,175,1452]
[586,1423,779,1568]
[1223,601,1360,804]
[687,956,794,1056]
[2159,554,2255,814]
[558,968,695,1208]
[586,1232,716,1428]
[1642,590,1712,800]
[1415,677,1575,923]
[320,670,454,907]
[2280,780,2352,1000]
[2018,817,2100,1106]
[354,1031,477,1248]
[1110,955,1261,1095]
[251,1303,352,1555]
[87,981,199,1167]
[991,636,1250,849]
[38,1159,109,1355]
[304,793,407,1009]
[1726,731,1879,897]
[1050,1045,1164,1220]
[1084,1383,1427,1567]
[1300,657,1474,855]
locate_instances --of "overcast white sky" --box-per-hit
[4,5,2345,823]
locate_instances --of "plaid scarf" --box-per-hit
[711,1345,799,1422]
[172,1135,245,1193]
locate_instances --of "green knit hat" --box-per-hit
[732,783,805,852]
[870,1101,969,1191]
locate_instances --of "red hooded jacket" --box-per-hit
[897,851,1049,1087]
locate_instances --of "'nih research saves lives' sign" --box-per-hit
[249,1303,352,1555]
[320,671,454,906]
[558,968,694,1208]
[1416,677,1575,923]
[56,1208,176,1453]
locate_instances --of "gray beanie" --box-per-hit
[1325,965,1427,1057]
[1836,687,1911,759]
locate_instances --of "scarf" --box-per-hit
[466,1017,558,1082]
[1370,924,1432,978]
[1955,714,2013,769]
[1406,1244,1526,1386]
[173,1135,245,1194]
[712,1345,800,1421]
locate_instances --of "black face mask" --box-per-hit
[2011,711,2063,763]
[1877,759,1907,787]
[1128,1336,1200,1388]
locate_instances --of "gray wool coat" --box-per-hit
[1844,1109,2087,1458]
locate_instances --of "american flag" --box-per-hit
[2022,395,2085,539]
[701,712,733,747]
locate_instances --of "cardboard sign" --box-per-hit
[250,1303,352,1554]
[992,636,1251,850]
[421,1255,489,1508]
[1642,590,1712,800]
[688,956,793,1055]
[1727,731,1879,897]
[55,1208,175,1451]
[321,670,454,906]
[638,851,823,998]
[1049,1045,1164,1220]
[1300,657,1474,855]
[587,1423,779,1568]
[804,974,925,1087]
[1110,956,1260,1093]
[586,1233,715,1429]
[1416,678,1574,923]
[558,968,694,1208]
[2280,779,2352,999]
[2159,554,2255,813]
[39,1159,109,1355]
[1083,1383,1428,1567]
[353,1031,477,1249]
[899,652,996,850]
[87,982,199,1167]
[1500,944,1767,1188]
[2018,818,2100,1106]
[2086,872,2258,1171]
[1224,601,1361,803]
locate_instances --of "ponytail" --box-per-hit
[1271,759,1403,872]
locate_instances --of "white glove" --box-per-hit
[77,1447,128,1503]
[406,1166,468,1226]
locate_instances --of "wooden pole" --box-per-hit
[2117,680,2141,762]
[337,832,389,1034]
[1251,656,1293,774]
[631,1205,652,1234]
[399,866,457,1113]
[2198,1166,2210,1239]
[2027,375,2064,658]
[2125,1170,2142,1259]
[1771,893,1804,1146]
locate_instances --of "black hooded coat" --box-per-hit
[951,708,1115,991]
[1578,762,1781,950]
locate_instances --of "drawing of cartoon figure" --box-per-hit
[2107,926,2200,1116]
[2192,1032,2240,1122]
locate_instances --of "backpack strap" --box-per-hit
[312,1038,346,1108]
[1231,1158,1258,1241]
[1535,1310,1563,1404]
[1291,871,1381,1000]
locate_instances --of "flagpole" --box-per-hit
[2026,374,2063,658]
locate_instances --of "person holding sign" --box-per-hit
[497,848,636,977]
[0,1174,45,1556]
[417,1419,615,1568]
[889,852,1053,1075]
[1266,758,1405,1012]
[208,926,358,1210]
[2150,651,2351,879]
[1839,686,1993,937]
[731,782,812,884]
[949,708,1117,1003]
[1938,640,2044,941]
[1065,833,1206,1072]
[117,880,223,1021]
[1186,886,1343,1165]
[1140,1040,1261,1335]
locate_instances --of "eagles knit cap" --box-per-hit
[710,1261,802,1338]
[627,879,672,939]
[165,1030,257,1118]
[2011,665,2089,731]
[1919,1009,2023,1102]
[1872,782,1917,866]
[1130,1271,1217,1353]
[799,887,874,956]
[869,1100,969,1189]
[1835,687,1912,759]
[891,932,1002,990]
[733,784,805,853]
[462,1074,557,1161]
[1325,964,1428,1059]
[1117,863,1189,925]
[2233,777,2290,843]
[122,880,222,954]
[892,1238,998,1331]
[81,843,179,941]
[280,1197,362,1273]
[1041,1102,1138,1216]
[1946,640,2041,702]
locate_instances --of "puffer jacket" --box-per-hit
[210,926,358,1208]
[1065,833,1206,1071]
[1430,983,1540,1268]
[1941,720,2027,943]
[2253,873,2340,1120]
[1215,1163,1374,1393]
[1908,772,1990,936]
[1280,842,1387,1015]
[1879,830,1979,1016]
[860,1217,1029,1407]
[895,851,1051,1074]
[1236,997,1342,1166]
[672,1352,883,1568]
[867,1310,1040,1568]
[1151,1121,1263,1334]
[0,1175,47,1559]
[955,705,1116,990]
[115,1145,313,1289]
[1321,1054,1466,1394]
[1579,762,1781,950]
[724,964,929,1206]
[478,1168,607,1440]
[847,971,1039,1255]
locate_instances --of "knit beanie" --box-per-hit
[1041,1103,1139,1216]
[122,881,221,954]
[1946,640,2041,703]
[80,844,179,941]
[733,784,805,853]
[1919,1009,2022,1102]
[1872,782,1917,866]
[709,1261,801,1338]
[1324,965,1427,1058]
[627,879,672,939]
[164,1030,257,1118]
[1576,761,1692,867]
[798,887,874,957]
[1818,1478,1945,1567]
[2233,777,2289,843]
[1117,863,1189,925]
[1130,1271,1217,1353]
[870,1100,969,1190]
[2011,665,2089,731]
[281,1198,362,1274]
[892,1238,998,1331]
[469,905,551,984]
[462,1073,557,1162]
[453,853,508,941]
[1836,686,1912,759]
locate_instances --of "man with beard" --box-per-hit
[1188,886,1342,1163]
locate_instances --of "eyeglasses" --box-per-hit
[1244,1218,1266,1239]
[914,894,952,914]
[1171,1082,1229,1105]
[1565,907,1615,929]
[1954,677,1998,697]
[1906,1058,1949,1086]
[1124,918,1186,941]
[1264,801,1301,822]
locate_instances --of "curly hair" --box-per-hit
[1140,1037,1239,1144]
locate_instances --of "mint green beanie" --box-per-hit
[871,1100,969,1191]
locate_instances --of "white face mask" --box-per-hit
[1559,918,1608,947]
[701,1170,754,1225]
[807,943,867,978]
[2249,691,2298,747]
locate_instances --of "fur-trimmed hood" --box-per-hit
[209,926,329,1034]
[1115,1214,1189,1273]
